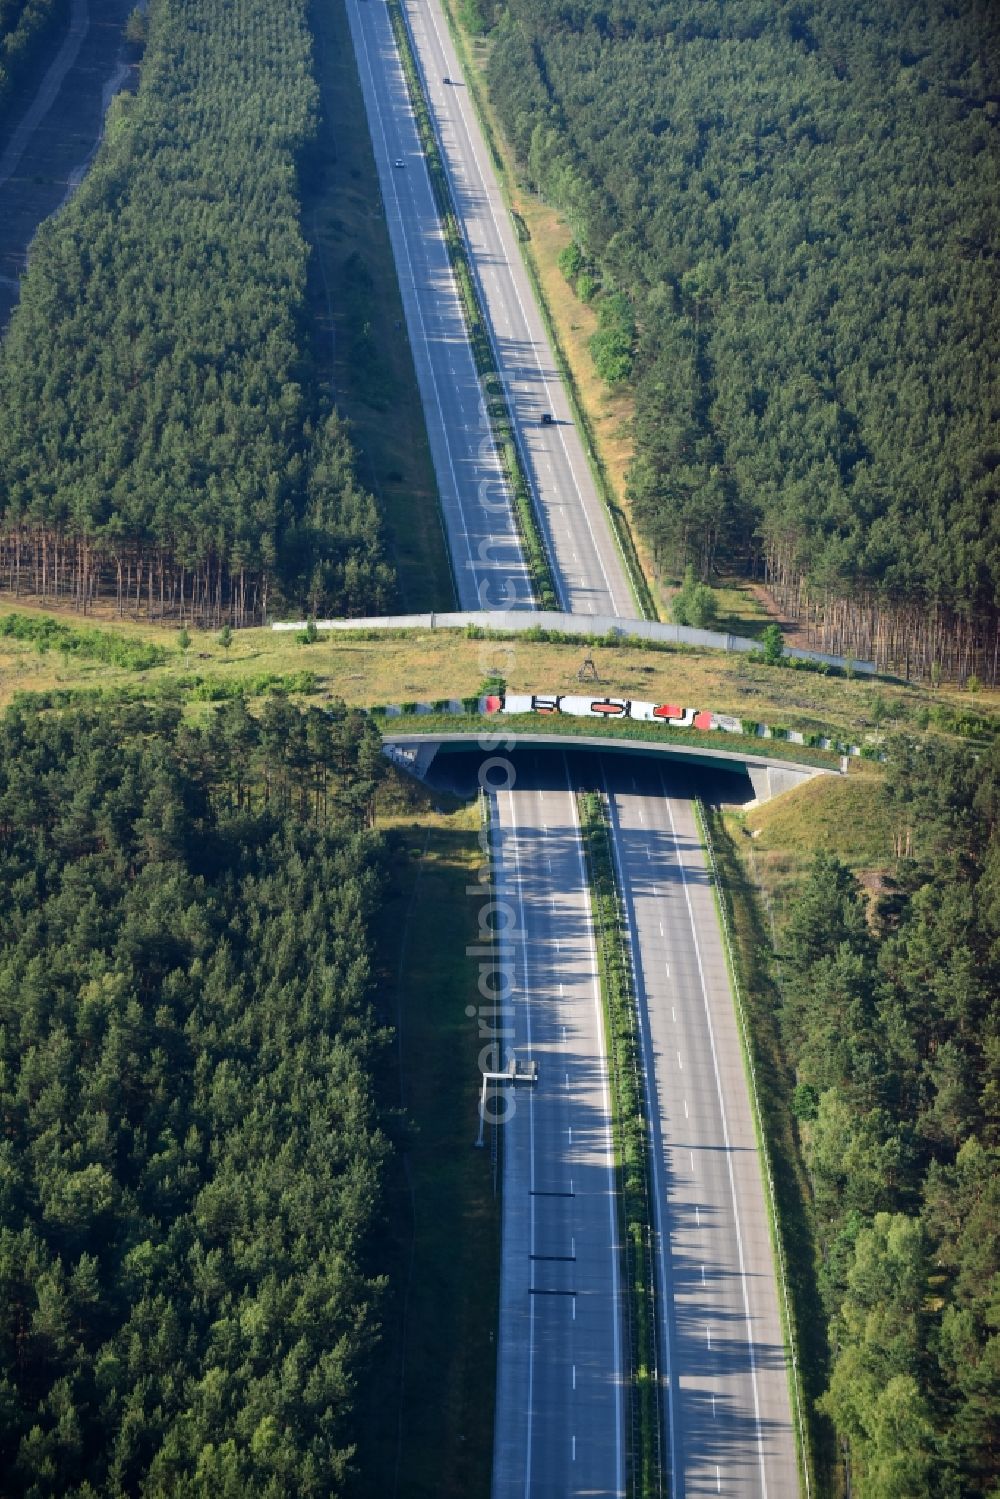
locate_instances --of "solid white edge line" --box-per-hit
[504,787,536,1496]
[566,756,625,1498]
[662,778,768,1498]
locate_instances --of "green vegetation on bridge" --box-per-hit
[380,711,850,771]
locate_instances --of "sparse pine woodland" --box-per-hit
[483,0,1000,680]
[0,698,391,1494]
[0,0,395,623]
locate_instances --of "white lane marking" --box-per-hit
[565,1072,570,1088]
[684,1099,689,1119]
[717,1465,722,1491]
[706,1326,712,1349]
[713,1395,718,1419]
[572,1435,577,1461]
[664,788,769,1496]
[659,922,664,936]
[691,1151,696,1173]
[503,789,537,1490]
[572,1365,576,1390]
[665,962,670,977]
[418,0,615,613]
[677,1051,683,1070]
[702,1264,706,1285]
[567,1126,573,1144]
[696,1205,701,1227]
[602,777,678,1498]
[672,1007,676,1022]
[565,764,624,1492]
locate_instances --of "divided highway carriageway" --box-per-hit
[345,3,801,1493]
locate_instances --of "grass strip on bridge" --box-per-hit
[376,709,846,770]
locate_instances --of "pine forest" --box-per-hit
[0,0,69,129]
[484,0,1000,679]
[780,740,999,1495]
[0,698,391,1494]
[0,0,395,623]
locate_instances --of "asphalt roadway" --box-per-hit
[350,0,635,616]
[604,758,798,1497]
[346,4,799,1490]
[401,0,638,617]
[491,757,624,1498]
[346,0,533,611]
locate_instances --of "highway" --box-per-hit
[349,0,636,616]
[604,758,798,1497]
[401,0,637,617]
[491,756,624,1498]
[346,0,533,611]
[346,3,799,1491]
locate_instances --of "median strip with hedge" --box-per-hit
[577,788,663,1497]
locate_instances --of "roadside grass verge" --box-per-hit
[386,0,557,607]
[578,789,662,1496]
[302,0,454,611]
[727,766,893,923]
[353,780,498,1498]
[699,802,836,1494]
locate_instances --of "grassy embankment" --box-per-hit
[436,0,775,633]
[353,781,499,1498]
[301,0,454,611]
